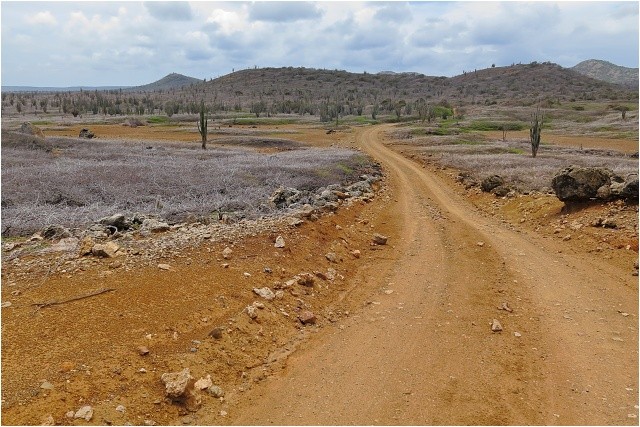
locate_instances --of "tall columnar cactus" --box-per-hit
[530,107,543,158]
[197,100,208,150]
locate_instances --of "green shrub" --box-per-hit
[466,121,525,131]
[147,116,170,124]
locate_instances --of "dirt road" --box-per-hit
[222,125,638,425]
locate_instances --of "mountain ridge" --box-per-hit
[571,59,638,88]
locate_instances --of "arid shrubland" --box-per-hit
[1,134,374,236]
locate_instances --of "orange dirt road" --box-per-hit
[218,125,638,425]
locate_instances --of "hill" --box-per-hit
[128,72,202,92]
[1,62,635,117]
[192,62,634,109]
[572,59,638,88]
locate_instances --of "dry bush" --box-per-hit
[391,129,637,192]
[1,134,373,236]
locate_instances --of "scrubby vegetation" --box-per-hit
[1,131,375,236]
[391,124,637,193]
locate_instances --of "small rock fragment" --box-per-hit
[296,273,315,287]
[65,411,75,419]
[161,368,192,399]
[253,287,275,300]
[138,346,150,356]
[1,301,12,308]
[351,249,361,258]
[476,241,485,247]
[115,405,126,414]
[497,302,513,312]
[299,310,316,325]
[208,385,224,398]
[40,381,54,390]
[194,375,213,390]
[74,405,94,421]
[372,233,388,245]
[325,252,337,262]
[246,304,258,319]
[222,247,233,259]
[514,332,522,337]
[40,415,55,426]
[491,319,503,332]
[209,327,223,339]
[274,236,285,248]
[157,263,171,270]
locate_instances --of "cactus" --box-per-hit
[530,107,543,158]
[197,100,208,150]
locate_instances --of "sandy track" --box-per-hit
[223,125,638,425]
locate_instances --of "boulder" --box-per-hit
[551,166,613,202]
[78,236,95,256]
[492,186,511,197]
[19,122,45,138]
[92,242,120,258]
[480,175,505,193]
[99,214,130,231]
[79,128,95,139]
[42,225,71,240]
[141,218,170,233]
[620,177,639,201]
[269,187,300,209]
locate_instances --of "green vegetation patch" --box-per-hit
[232,117,299,126]
[465,120,525,131]
[146,115,170,124]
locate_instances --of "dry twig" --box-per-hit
[32,288,115,310]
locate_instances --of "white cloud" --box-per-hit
[26,11,57,26]
[0,1,637,86]
[144,2,193,21]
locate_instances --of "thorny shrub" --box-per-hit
[1,133,375,237]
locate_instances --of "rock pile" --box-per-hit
[79,128,95,139]
[551,165,638,203]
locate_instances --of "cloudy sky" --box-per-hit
[1,1,638,87]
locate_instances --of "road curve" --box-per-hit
[225,125,638,425]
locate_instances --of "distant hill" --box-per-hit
[128,73,202,92]
[571,59,638,88]
[194,62,634,108]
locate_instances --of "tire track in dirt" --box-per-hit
[220,125,637,425]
